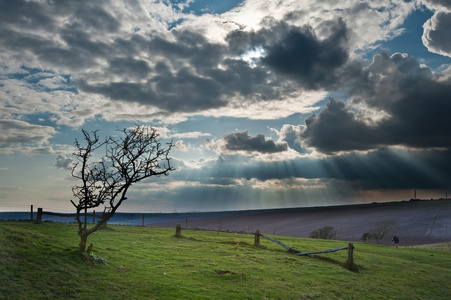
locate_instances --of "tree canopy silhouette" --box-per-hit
[71,125,174,252]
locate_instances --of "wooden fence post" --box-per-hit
[93,211,96,224]
[30,205,34,221]
[254,229,260,246]
[142,214,145,226]
[185,218,188,228]
[345,242,359,272]
[175,224,182,237]
[347,242,354,263]
[36,208,43,224]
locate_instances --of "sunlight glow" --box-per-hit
[241,46,266,68]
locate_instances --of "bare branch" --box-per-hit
[70,125,174,252]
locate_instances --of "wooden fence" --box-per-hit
[33,207,98,224]
[31,206,153,226]
[175,224,358,272]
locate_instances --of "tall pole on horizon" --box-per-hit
[414,188,417,200]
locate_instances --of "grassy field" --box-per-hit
[1,220,450,299]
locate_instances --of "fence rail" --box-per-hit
[174,224,358,272]
[34,207,99,224]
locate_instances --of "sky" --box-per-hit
[1,0,451,213]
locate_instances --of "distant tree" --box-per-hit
[309,226,337,239]
[71,126,174,252]
[367,220,397,244]
[361,232,371,242]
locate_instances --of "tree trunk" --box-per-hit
[79,233,88,252]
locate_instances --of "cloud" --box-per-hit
[224,18,352,90]
[54,155,73,170]
[272,124,308,154]
[173,146,451,192]
[301,98,380,154]
[310,147,451,190]
[422,0,451,9]
[0,0,419,127]
[422,10,451,57]
[260,19,350,89]
[170,131,211,139]
[0,119,56,146]
[76,27,291,114]
[223,131,288,153]
[301,52,451,153]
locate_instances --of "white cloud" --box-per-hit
[170,131,211,139]
[200,90,327,120]
[422,10,451,57]
[250,178,327,190]
[174,140,188,152]
[0,119,56,146]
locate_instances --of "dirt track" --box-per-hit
[154,200,451,246]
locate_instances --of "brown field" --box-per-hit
[154,199,451,246]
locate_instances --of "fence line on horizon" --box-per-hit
[19,205,186,227]
[14,206,333,241]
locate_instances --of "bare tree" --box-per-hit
[309,226,337,239]
[71,126,174,252]
[368,220,397,244]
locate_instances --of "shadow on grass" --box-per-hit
[306,255,360,273]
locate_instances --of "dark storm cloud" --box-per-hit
[77,27,284,112]
[0,0,56,30]
[62,2,120,32]
[107,58,151,79]
[75,28,274,112]
[301,52,451,153]
[0,0,119,32]
[301,98,382,154]
[261,19,349,89]
[80,66,227,112]
[0,1,116,71]
[319,148,451,190]
[148,30,226,69]
[226,19,351,90]
[0,29,91,71]
[207,58,274,98]
[80,18,352,113]
[224,131,287,153]
[190,147,451,190]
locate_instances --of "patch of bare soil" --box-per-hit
[154,200,451,246]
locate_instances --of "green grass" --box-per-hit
[407,242,451,252]
[1,221,450,299]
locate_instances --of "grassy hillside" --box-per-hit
[1,221,450,299]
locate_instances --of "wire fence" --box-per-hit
[0,205,216,227]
